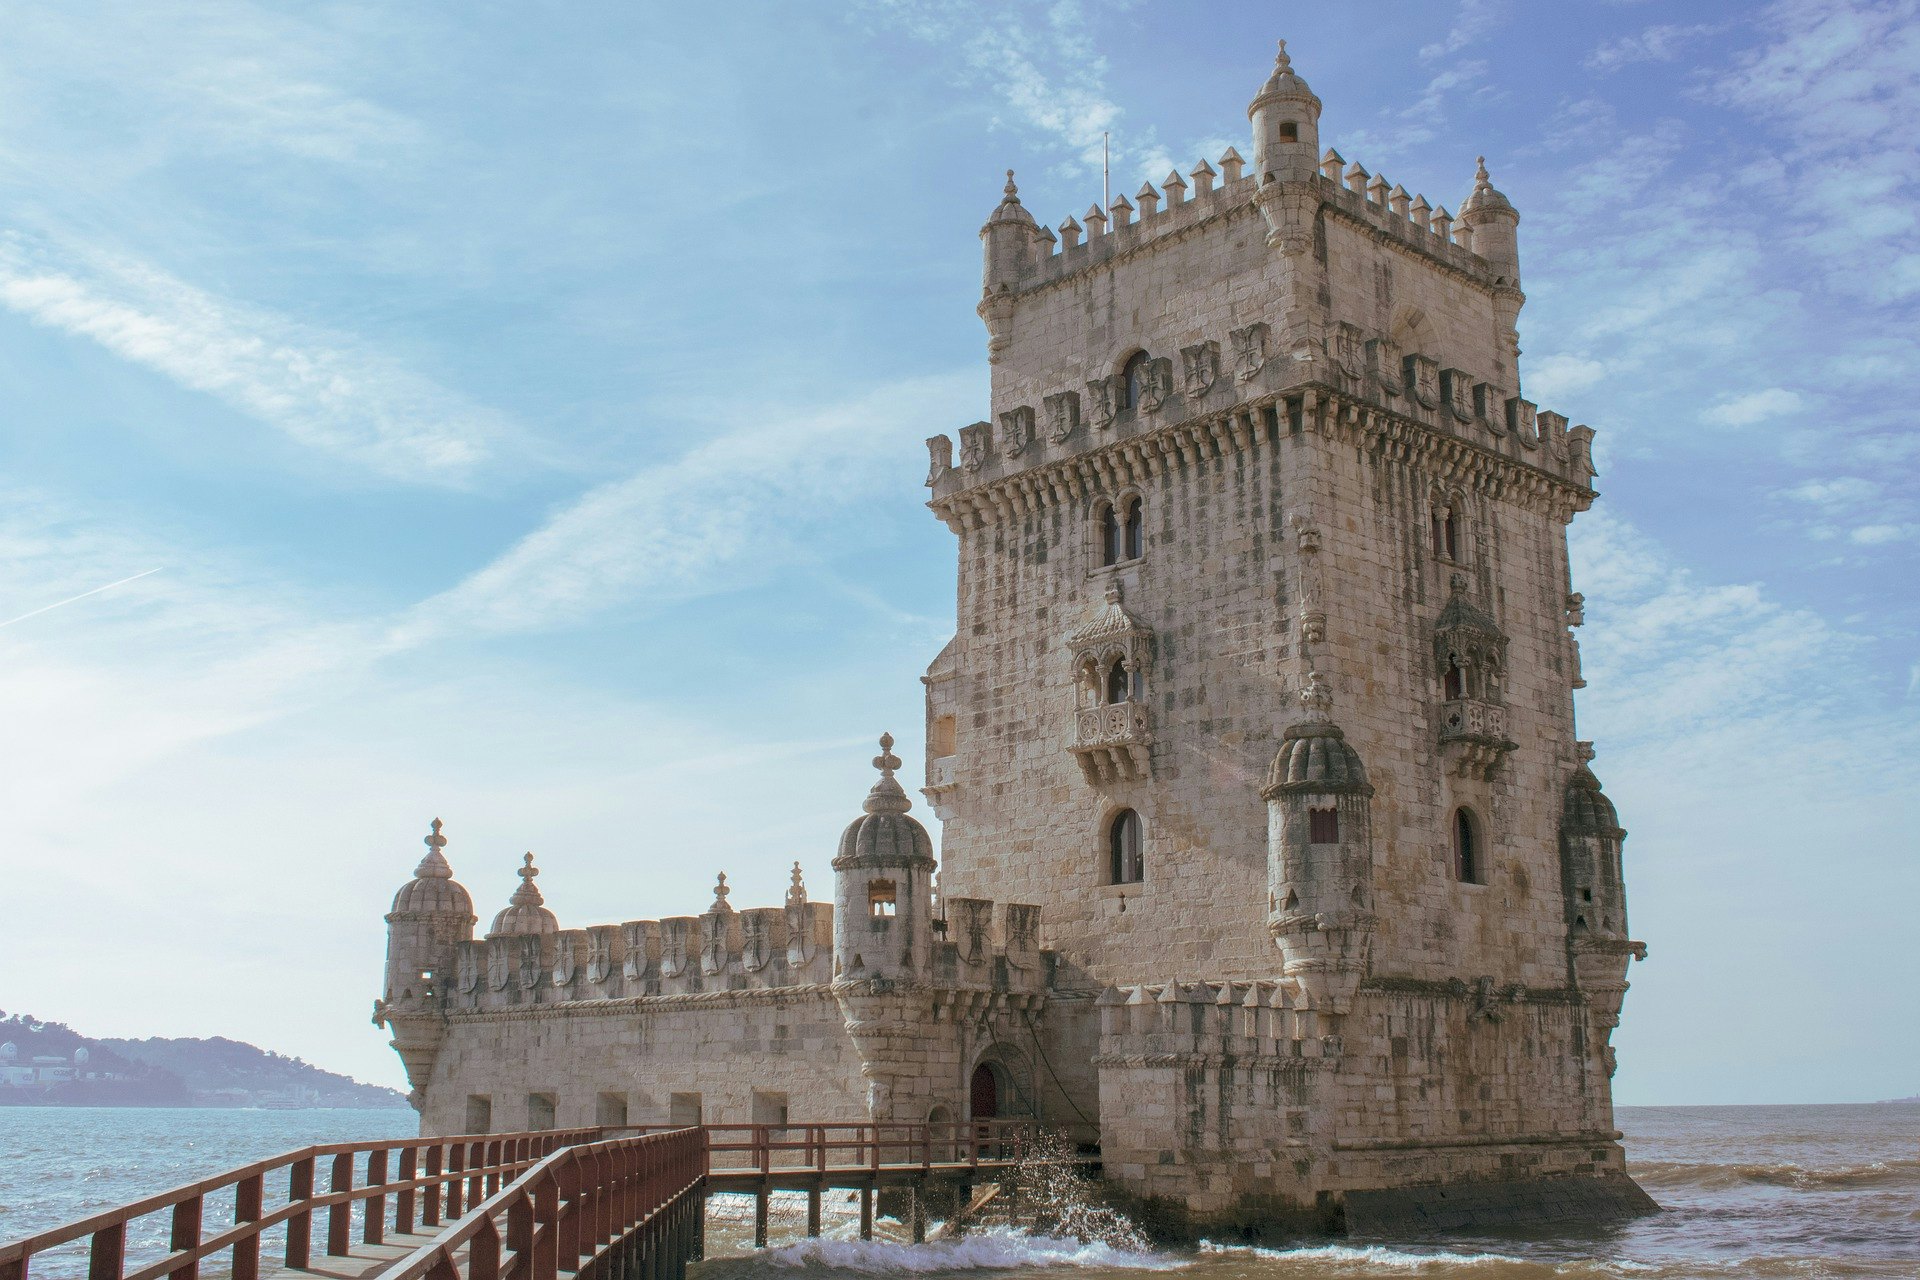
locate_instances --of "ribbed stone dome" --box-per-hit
[487,852,558,938]
[833,734,936,868]
[1262,673,1373,798]
[1562,766,1623,837]
[1250,40,1320,110]
[1460,156,1516,219]
[1265,723,1371,796]
[388,819,476,920]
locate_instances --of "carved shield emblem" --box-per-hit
[551,940,576,988]
[1440,368,1475,422]
[457,944,480,995]
[1507,397,1539,447]
[1180,341,1219,397]
[621,922,652,981]
[1366,337,1403,398]
[1229,322,1268,382]
[1084,377,1117,430]
[660,919,689,979]
[741,912,771,973]
[786,902,815,965]
[998,405,1035,457]
[586,929,612,985]
[1331,323,1364,381]
[1404,354,1440,411]
[1044,390,1080,443]
[958,421,991,472]
[1137,357,1172,413]
[924,434,952,486]
[516,937,542,992]
[700,912,727,975]
[488,941,511,992]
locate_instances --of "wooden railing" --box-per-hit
[383,1129,705,1280]
[698,1119,1038,1175]
[0,1128,600,1280]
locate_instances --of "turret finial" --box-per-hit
[413,818,453,879]
[1475,156,1491,187]
[863,734,912,816]
[1003,169,1019,202]
[510,852,544,906]
[1275,38,1292,71]
[1300,670,1334,723]
[710,871,732,913]
[787,862,807,908]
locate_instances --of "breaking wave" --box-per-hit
[745,1226,1187,1272]
[1630,1157,1920,1192]
[1200,1242,1540,1272]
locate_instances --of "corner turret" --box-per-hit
[488,853,558,938]
[1261,674,1376,1016]
[1248,39,1321,184]
[375,819,476,1107]
[979,171,1037,361]
[832,734,936,984]
[1459,157,1526,384]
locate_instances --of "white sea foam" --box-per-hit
[752,1225,1188,1272]
[1199,1240,1536,1271]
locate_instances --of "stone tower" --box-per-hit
[921,40,1648,1231]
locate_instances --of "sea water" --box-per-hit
[2,1104,1915,1278]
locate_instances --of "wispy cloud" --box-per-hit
[400,373,970,640]
[0,234,512,483]
[1419,0,1506,60]
[1587,22,1726,72]
[1702,387,1803,427]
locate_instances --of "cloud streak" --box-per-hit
[0,234,512,483]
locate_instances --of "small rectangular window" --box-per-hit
[752,1090,789,1128]
[464,1095,492,1133]
[933,714,957,757]
[1279,121,1299,142]
[527,1092,556,1131]
[596,1092,628,1128]
[669,1092,703,1126]
[1309,808,1340,844]
[869,879,897,918]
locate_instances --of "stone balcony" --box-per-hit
[1071,701,1153,784]
[923,754,959,820]
[1438,698,1516,780]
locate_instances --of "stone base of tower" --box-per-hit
[1091,976,1657,1241]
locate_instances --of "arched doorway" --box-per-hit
[969,1061,999,1120]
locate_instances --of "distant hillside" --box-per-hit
[0,1012,406,1109]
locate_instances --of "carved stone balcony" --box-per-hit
[1072,701,1153,784]
[1438,698,1515,779]
[922,754,959,820]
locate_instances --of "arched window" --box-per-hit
[1453,808,1481,884]
[1122,497,1144,560]
[1308,807,1339,844]
[1105,659,1131,706]
[1108,809,1144,885]
[1120,351,1150,411]
[1444,657,1466,701]
[1432,500,1461,561]
[1099,502,1123,566]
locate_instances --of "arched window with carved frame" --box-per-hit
[1122,496,1144,560]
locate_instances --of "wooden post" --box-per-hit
[858,1186,873,1242]
[753,1186,769,1250]
[168,1195,203,1280]
[285,1157,315,1270]
[89,1223,125,1280]
[396,1147,419,1236]
[909,1184,926,1244]
[806,1186,821,1238]
[233,1173,262,1280]
[326,1153,354,1256]
[364,1149,388,1245]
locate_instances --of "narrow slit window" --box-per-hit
[1123,497,1144,560]
[1106,660,1131,705]
[1109,809,1144,885]
[1444,659,1466,701]
[1121,351,1149,411]
[1099,502,1123,566]
[1453,808,1481,884]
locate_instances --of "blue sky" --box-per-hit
[0,0,1913,1105]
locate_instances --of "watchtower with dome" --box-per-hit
[375,41,1649,1236]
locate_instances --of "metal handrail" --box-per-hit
[0,1129,602,1280]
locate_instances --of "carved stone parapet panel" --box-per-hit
[1438,698,1516,779]
[1071,700,1153,783]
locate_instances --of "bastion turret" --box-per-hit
[374,819,475,1106]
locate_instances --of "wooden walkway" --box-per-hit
[0,1121,1077,1280]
